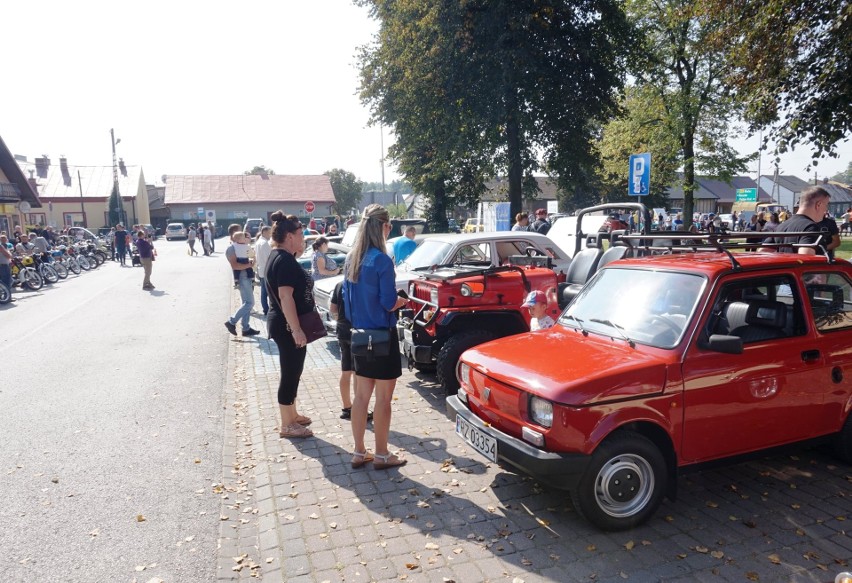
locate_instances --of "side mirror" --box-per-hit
[702,334,743,354]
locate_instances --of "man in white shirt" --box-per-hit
[254,226,272,316]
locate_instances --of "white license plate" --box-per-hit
[456,415,497,463]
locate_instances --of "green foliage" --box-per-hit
[361,180,412,194]
[612,0,752,220]
[830,162,852,185]
[386,203,408,218]
[357,0,635,224]
[244,165,275,176]
[324,169,364,215]
[700,0,851,164]
[107,184,122,226]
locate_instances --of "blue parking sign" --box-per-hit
[628,153,651,196]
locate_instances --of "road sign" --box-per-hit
[205,210,216,223]
[735,188,758,202]
[628,153,651,196]
[304,201,315,214]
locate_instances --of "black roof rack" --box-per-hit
[619,232,831,270]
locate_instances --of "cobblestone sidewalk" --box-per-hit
[216,310,852,583]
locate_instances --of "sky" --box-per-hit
[1,0,849,187]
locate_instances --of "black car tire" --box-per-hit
[834,413,852,463]
[436,330,496,394]
[570,431,667,531]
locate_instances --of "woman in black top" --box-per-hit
[266,211,314,438]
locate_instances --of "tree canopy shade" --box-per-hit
[244,166,275,176]
[357,0,635,227]
[107,184,122,226]
[617,0,752,221]
[324,169,363,216]
[700,0,852,164]
[831,162,852,185]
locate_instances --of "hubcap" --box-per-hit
[594,454,655,518]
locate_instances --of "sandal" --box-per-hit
[279,423,313,438]
[295,415,312,426]
[373,452,407,470]
[351,450,374,468]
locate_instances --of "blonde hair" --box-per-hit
[345,204,389,284]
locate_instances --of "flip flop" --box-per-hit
[373,452,407,470]
[295,415,313,426]
[351,450,374,468]
[279,423,313,438]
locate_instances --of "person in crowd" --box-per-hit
[203,224,214,255]
[343,204,409,470]
[265,212,315,438]
[15,234,34,255]
[187,224,198,256]
[0,233,13,295]
[327,223,339,237]
[329,280,373,422]
[763,212,781,233]
[29,232,50,254]
[114,224,128,266]
[530,209,551,235]
[512,212,530,231]
[230,231,254,288]
[311,236,341,281]
[820,210,841,260]
[106,227,115,260]
[523,290,555,331]
[760,186,831,255]
[135,230,156,290]
[779,208,790,222]
[392,226,417,266]
[207,221,216,253]
[255,226,273,317]
[224,223,260,338]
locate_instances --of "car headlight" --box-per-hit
[457,362,471,388]
[529,396,553,428]
[430,288,439,305]
[409,283,416,298]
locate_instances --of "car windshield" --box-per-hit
[400,240,453,271]
[559,268,705,349]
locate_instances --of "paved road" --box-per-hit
[1,239,231,582]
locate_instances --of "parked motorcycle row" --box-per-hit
[0,238,110,305]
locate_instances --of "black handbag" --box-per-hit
[350,328,391,357]
[298,310,328,344]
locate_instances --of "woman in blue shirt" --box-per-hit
[344,204,408,470]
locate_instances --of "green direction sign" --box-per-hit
[735,188,758,202]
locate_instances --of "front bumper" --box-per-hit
[398,321,434,364]
[446,395,591,492]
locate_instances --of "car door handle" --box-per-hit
[801,349,820,362]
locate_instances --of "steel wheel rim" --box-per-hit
[593,453,655,518]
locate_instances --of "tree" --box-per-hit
[832,162,852,185]
[701,0,852,164]
[107,184,123,226]
[621,0,752,221]
[324,169,363,215]
[357,0,635,227]
[244,165,275,176]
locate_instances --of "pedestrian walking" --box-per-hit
[135,230,156,290]
[0,233,13,295]
[265,211,315,438]
[207,221,216,253]
[224,224,260,338]
[114,224,128,266]
[343,204,409,469]
[203,224,213,256]
[760,186,832,255]
[187,225,198,255]
[255,226,272,317]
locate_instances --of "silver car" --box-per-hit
[165,223,187,240]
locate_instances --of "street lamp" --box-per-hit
[110,128,126,226]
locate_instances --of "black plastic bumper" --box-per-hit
[398,322,434,364]
[446,395,592,492]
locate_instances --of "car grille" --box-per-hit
[412,284,433,303]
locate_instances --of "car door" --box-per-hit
[679,273,826,463]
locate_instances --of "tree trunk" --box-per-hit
[682,130,696,227]
[505,87,523,226]
[428,182,448,233]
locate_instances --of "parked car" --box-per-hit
[67,227,101,241]
[297,242,350,275]
[244,218,264,238]
[600,213,629,233]
[313,231,572,332]
[463,218,484,233]
[449,232,852,531]
[447,218,461,233]
[141,224,158,239]
[165,223,187,240]
[341,219,430,248]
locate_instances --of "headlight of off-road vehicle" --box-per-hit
[409,283,416,298]
[529,396,553,428]
[430,288,439,305]
[460,282,485,297]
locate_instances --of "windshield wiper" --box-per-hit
[589,318,635,348]
[563,314,588,336]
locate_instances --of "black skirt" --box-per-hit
[352,327,402,380]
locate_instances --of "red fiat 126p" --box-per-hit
[448,239,852,531]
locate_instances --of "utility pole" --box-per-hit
[77,170,86,227]
[110,128,123,225]
[380,124,388,208]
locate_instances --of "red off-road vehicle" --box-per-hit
[449,231,851,531]
[400,204,653,393]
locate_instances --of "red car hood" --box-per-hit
[463,325,669,406]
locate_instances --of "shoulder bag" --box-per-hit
[267,251,327,344]
[346,279,391,357]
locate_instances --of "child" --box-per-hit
[231,232,254,287]
[522,290,555,331]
